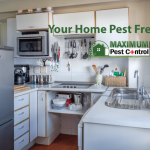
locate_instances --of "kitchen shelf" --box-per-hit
[48,106,89,115]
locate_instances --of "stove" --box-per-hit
[52,84,93,89]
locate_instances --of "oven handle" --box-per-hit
[17,37,42,40]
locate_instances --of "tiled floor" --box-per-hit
[29,134,78,150]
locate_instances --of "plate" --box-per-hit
[43,10,54,13]
[34,11,43,13]
[25,12,34,14]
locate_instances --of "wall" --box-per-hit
[0,22,7,45]
[13,0,150,88]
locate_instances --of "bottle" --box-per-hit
[114,68,119,76]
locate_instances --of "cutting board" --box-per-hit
[14,85,31,94]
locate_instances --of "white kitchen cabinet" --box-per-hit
[14,132,29,150]
[14,94,29,111]
[53,11,95,35]
[16,12,49,31]
[7,18,17,57]
[37,91,60,140]
[38,91,46,137]
[90,93,102,106]
[96,8,128,47]
[30,91,37,142]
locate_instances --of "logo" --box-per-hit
[88,40,109,57]
[88,40,150,57]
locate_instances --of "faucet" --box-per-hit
[134,70,139,95]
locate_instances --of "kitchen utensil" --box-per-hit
[74,93,83,105]
[100,64,109,74]
[81,40,83,58]
[48,75,52,83]
[124,70,127,76]
[84,39,86,49]
[15,74,23,84]
[72,40,76,58]
[39,75,44,83]
[14,68,23,84]
[52,99,66,105]
[92,65,98,74]
[69,103,82,111]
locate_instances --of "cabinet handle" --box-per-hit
[41,93,44,101]
[18,125,24,129]
[18,98,24,101]
[18,112,24,115]
[19,139,24,144]
[28,26,34,28]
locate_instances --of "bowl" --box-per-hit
[52,99,66,105]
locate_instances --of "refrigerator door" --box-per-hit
[0,119,14,150]
[0,48,14,125]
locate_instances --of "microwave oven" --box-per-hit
[17,31,49,56]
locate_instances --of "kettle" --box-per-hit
[14,69,23,84]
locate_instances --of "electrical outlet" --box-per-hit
[40,66,47,73]
[34,67,40,74]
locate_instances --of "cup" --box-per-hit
[28,9,33,13]
[36,8,42,12]
[18,10,23,13]
[46,7,52,11]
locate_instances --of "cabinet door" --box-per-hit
[30,91,37,142]
[16,13,49,30]
[91,93,102,106]
[53,11,95,35]
[96,8,128,47]
[38,91,46,137]
[7,18,17,57]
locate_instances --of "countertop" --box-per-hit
[14,82,108,97]
[83,88,150,129]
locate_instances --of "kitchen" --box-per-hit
[0,0,150,150]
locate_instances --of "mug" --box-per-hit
[36,8,42,12]
[28,9,33,13]
[18,10,23,13]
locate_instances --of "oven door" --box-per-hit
[17,36,48,56]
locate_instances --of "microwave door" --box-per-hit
[17,36,48,56]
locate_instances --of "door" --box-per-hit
[96,8,128,47]
[0,119,14,150]
[30,91,37,142]
[38,91,46,137]
[0,49,14,125]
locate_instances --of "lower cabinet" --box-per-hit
[37,91,61,138]
[14,132,29,150]
[14,90,38,150]
[38,91,46,137]
[30,91,38,142]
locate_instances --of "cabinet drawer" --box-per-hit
[14,132,29,150]
[14,119,29,140]
[14,94,29,110]
[14,106,29,125]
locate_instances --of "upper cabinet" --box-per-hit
[16,12,49,31]
[53,11,95,36]
[96,8,128,47]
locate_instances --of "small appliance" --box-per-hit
[14,65,30,85]
[17,31,49,56]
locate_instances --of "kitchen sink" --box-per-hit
[105,88,150,110]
